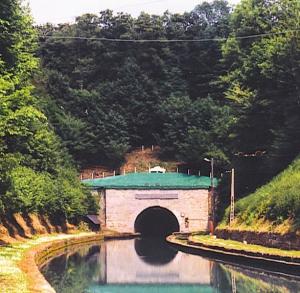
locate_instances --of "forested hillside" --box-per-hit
[0,0,299,227]
[220,156,300,231]
[37,0,300,200]
[221,0,300,196]
[37,1,233,167]
[0,0,96,221]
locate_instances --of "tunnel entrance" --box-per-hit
[134,206,179,237]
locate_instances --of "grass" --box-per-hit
[0,232,94,293]
[191,235,300,259]
[220,156,300,232]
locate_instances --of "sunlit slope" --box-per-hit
[220,156,300,232]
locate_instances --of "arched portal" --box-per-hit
[134,206,179,237]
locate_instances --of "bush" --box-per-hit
[2,166,97,222]
[0,0,97,223]
[221,156,300,229]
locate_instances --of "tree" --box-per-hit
[221,0,300,195]
[38,1,232,166]
[0,0,96,219]
[157,96,233,166]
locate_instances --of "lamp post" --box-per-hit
[204,158,214,187]
[230,168,235,225]
[204,158,215,234]
[225,168,235,226]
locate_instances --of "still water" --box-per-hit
[41,239,300,293]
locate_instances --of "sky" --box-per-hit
[26,0,241,25]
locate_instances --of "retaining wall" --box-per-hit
[216,229,300,250]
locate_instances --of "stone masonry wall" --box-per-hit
[216,229,300,250]
[101,189,209,233]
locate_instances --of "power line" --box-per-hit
[40,29,300,43]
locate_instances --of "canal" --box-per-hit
[41,238,300,293]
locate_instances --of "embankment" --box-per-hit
[0,213,77,245]
[21,230,138,293]
[167,234,300,276]
[21,233,102,293]
[215,229,300,250]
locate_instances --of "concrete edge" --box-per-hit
[188,235,300,264]
[19,231,138,293]
[166,235,300,277]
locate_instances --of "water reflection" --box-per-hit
[99,239,211,284]
[41,239,300,293]
[41,245,101,293]
[134,238,177,265]
[212,264,300,293]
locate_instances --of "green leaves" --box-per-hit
[5,166,52,212]
[0,0,97,220]
[38,1,231,166]
[158,96,233,165]
[3,166,96,219]
[224,156,300,229]
[0,0,38,78]
[221,0,300,196]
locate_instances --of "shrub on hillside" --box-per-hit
[0,0,97,223]
[2,166,97,222]
[222,156,300,229]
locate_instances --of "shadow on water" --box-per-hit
[134,237,178,265]
[41,239,300,293]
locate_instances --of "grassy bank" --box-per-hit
[189,235,300,260]
[219,156,300,233]
[0,232,95,293]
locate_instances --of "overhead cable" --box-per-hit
[40,29,300,43]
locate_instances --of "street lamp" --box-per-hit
[205,157,236,230]
[204,158,215,234]
[225,169,235,226]
[204,158,214,188]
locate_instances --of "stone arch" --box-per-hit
[134,206,180,237]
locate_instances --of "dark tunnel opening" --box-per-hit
[134,206,179,238]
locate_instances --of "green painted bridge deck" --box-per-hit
[82,172,218,190]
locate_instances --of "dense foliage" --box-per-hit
[218,0,300,227]
[221,0,300,196]
[221,156,300,230]
[1,0,299,228]
[158,96,233,164]
[0,0,96,220]
[38,0,299,200]
[38,0,233,167]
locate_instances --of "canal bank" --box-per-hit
[0,230,137,293]
[41,237,300,292]
[3,231,300,293]
[167,234,300,277]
